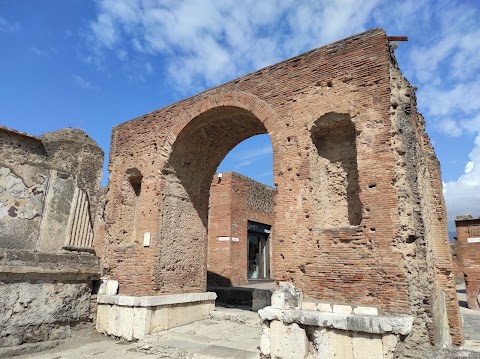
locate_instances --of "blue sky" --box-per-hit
[1,0,479,231]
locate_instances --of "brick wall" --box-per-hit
[103,28,462,348]
[455,217,480,310]
[207,172,274,286]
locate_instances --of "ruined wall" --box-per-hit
[207,172,275,286]
[388,52,463,351]
[0,127,103,348]
[104,28,462,349]
[455,216,480,310]
[450,242,464,282]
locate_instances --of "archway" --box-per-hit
[155,105,277,293]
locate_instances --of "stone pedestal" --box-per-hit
[96,292,217,340]
[258,282,413,359]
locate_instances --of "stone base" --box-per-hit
[96,292,217,340]
[258,282,414,359]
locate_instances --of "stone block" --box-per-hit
[132,307,152,339]
[353,306,378,315]
[270,320,308,359]
[98,279,118,296]
[317,303,333,313]
[150,307,168,333]
[277,282,303,309]
[333,304,352,314]
[315,328,353,359]
[301,301,317,311]
[95,304,111,333]
[352,333,383,359]
[97,293,216,340]
[271,291,286,309]
[260,324,271,356]
[252,289,272,311]
[382,333,399,359]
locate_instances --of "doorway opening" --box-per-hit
[247,221,271,281]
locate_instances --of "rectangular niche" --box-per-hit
[310,113,362,228]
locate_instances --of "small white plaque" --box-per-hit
[143,232,151,247]
[218,236,230,241]
[467,237,480,243]
[232,237,239,242]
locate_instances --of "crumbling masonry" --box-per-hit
[103,28,462,353]
[0,127,103,348]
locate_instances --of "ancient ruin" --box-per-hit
[0,28,466,358]
[100,28,462,355]
[0,127,103,349]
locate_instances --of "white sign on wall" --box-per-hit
[143,232,151,247]
[467,237,480,243]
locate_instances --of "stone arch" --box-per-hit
[154,93,280,293]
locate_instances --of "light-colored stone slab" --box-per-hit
[353,306,378,316]
[271,291,286,309]
[270,321,308,359]
[382,333,399,359]
[333,304,352,314]
[352,333,383,359]
[315,328,353,359]
[97,292,217,307]
[317,303,333,313]
[96,304,111,334]
[132,307,152,339]
[259,306,413,335]
[260,324,271,356]
[301,301,317,311]
[98,279,118,296]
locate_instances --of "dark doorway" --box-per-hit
[247,221,271,280]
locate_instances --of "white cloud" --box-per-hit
[29,47,57,57]
[443,132,480,229]
[0,17,20,32]
[232,146,273,169]
[72,74,94,90]
[87,0,380,90]
[83,0,480,221]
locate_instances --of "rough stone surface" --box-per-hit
[103,28,462,350]
[315,328,352,359]
[0,281,91,347]
[259,306,413,335]
[0,127,104,252]
[270,320,308,359]
[0,127,104,348]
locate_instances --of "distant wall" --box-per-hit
[207,172,275,286]
[455,216,480,310]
